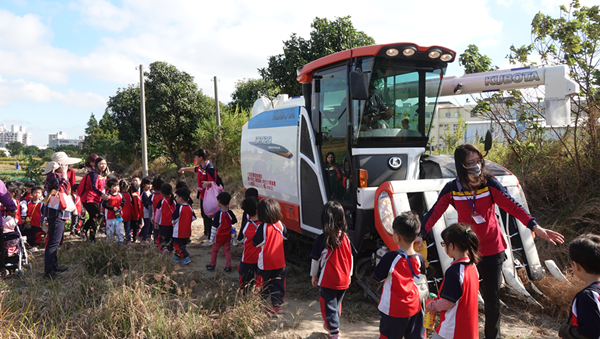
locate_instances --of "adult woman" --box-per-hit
[324,152,343,200]
[44,152,81,279]
[77,156,109,243]
[179,149,220,246]
[0,179,16,278]
[417,144,563,339]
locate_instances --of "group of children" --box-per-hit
[4,157,600,339]
[0,180,48,252]
[300,201,600,339]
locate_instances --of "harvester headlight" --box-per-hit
[402,47,417,57]
[428,49,442,59]
[378,191,394,235]
[386,48,399,57]
[440,53,453,62]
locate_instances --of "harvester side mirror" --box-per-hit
[484,130,493,157]
[349,71,369,100]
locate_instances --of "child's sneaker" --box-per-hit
[205,264,215,271]
[223,267,232,273]
[201,240,213,247]
[232,238,238,246]
[30,247,39,252]
[180,257,191,265]
[330,334,340,339]
[266,305,283,314]
[172,256,180,263]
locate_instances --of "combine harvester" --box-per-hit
[241,43,578,304]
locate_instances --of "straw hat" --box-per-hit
[44,161,59,174]
[51,152,81,165]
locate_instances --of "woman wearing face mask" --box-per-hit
[416,143,563,339]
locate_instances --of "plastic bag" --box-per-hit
[202,183,223,218]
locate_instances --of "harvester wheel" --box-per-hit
[354,256,382,303]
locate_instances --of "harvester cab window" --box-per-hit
[317,67,352,203]
[354,63,444,147]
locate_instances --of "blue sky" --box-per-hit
[1,0,598,146]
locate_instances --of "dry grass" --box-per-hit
[0,241,270,338]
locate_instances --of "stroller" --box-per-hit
[3,216,31,276]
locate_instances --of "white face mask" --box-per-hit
[465,163,482,176]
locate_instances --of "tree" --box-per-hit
[23,145,40,156]
[6,141,23,157]
[259,16,375,96]
[439,115,468,153]
[144,61,205,168]
[107,85,141,162]
[459,44,498,74]
[230,78,279,111]
[83,113,99,151]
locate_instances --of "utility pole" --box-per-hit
[213,76,221,127]
[212,76,222,164]
[139,65,148,177]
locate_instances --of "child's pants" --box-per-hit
[140,217,151,241]
[130,220,140,242]
[379,310,425,339]
[123,221,131,242]
[105,218,124,243]
[210,241,231,267]
[257,267,286,307]
[172,237,190,258]
[320,287,346,336]
[158,225,173,252]
[238,261,258,290]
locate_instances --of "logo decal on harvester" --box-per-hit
[484,71,540,86]
[388,156,402,170]
[250,140,293,159]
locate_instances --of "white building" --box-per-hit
[48,131,84,148]
[0,124,33,147]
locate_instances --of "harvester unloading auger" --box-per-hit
[240,43,578,305]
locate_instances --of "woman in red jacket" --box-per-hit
[77,156,109,243]
[417,144,563,339]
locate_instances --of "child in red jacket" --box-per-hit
[172,187,196,265]
[119,180,133,244]
[206,192,237,272]
[26,186,45,251]
[310,201,355,338]
[130,182,143,243]
[253,198,288,314]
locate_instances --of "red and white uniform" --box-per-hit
[102,193,124,220]
[309,232,355,290]
[172,203,196,238]
[121,192,133,223]
[252,221,288,271]
[156,198,175,226]
[130,192,143,222]
[566,281,600,338]
[421,177,537,257]
[373,251,426,318]
[27,200,43,227]
[240,220,261,264]
[435,257,480,339]
[211,210,237,244]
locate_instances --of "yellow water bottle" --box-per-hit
[423,292,437,329]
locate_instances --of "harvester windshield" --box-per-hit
[354,61,445,147]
